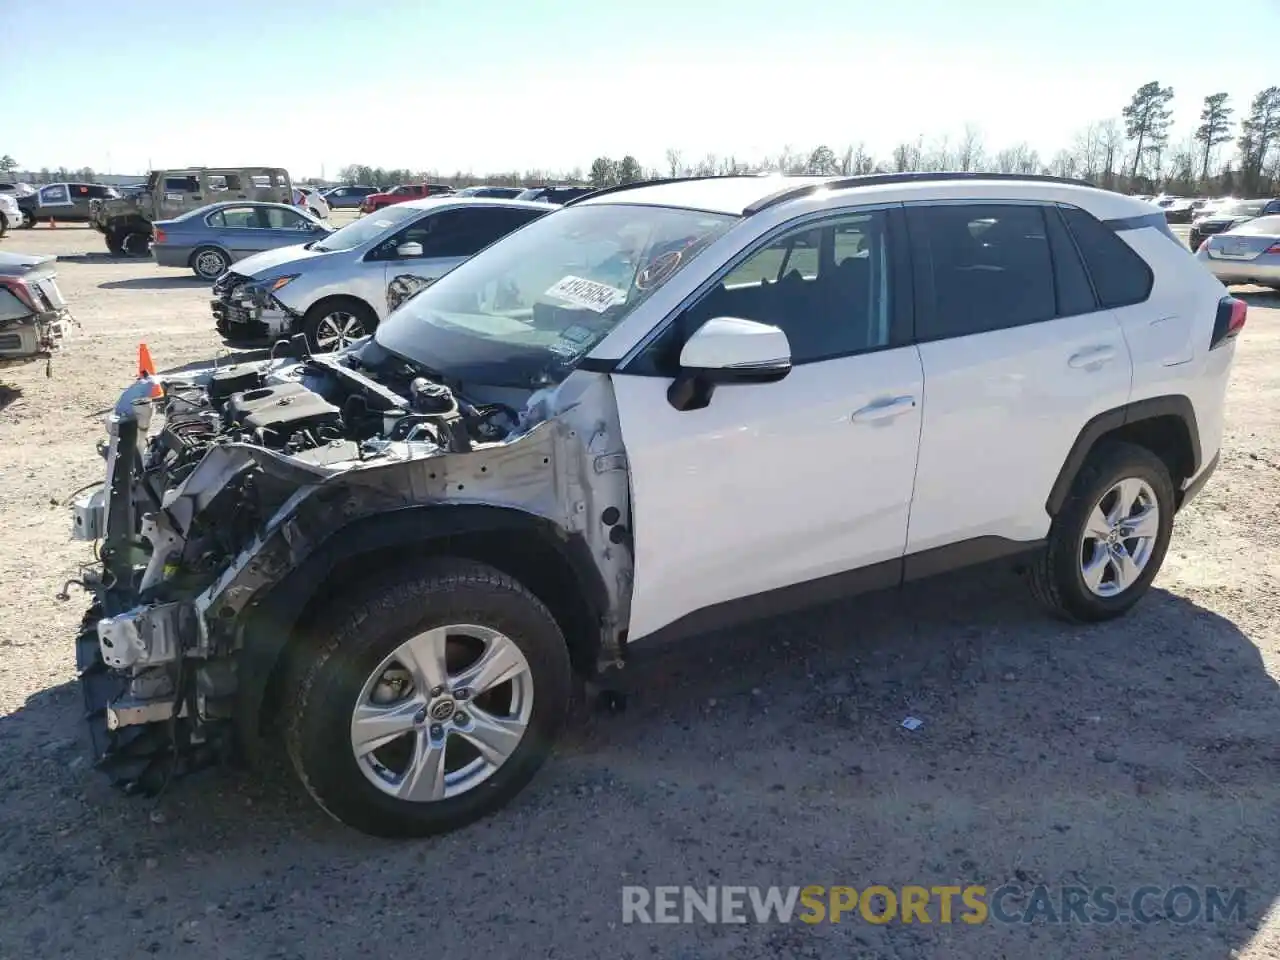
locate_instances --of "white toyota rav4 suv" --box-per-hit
[70,173,1243,838]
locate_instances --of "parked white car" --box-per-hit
[71,172,1241,838]
[0,193,20,236]
[211,197,551,351]
[293,187,331,220]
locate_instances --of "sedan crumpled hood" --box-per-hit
[232,243,333,279]
[0,250,56,279]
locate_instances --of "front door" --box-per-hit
[377,206,548,314]
[610,208,925,641]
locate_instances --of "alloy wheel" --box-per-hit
[1079,477,1160,597]
[314,311,367,351]
[194,250,228,279]
[349,624,534,802]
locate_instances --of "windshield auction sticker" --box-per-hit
[544,276,625,313]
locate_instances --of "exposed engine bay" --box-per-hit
[68,337,632,791]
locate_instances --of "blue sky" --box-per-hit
[4,0,1278,177]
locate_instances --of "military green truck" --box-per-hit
[90,167,293,256]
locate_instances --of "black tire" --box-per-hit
[301,297,377,353]
[285,558,572,837]
[190,245,231,280]
[121,231,151,257]
[1029,441,1175,622]
[105,230,126,256]
[19,209,35,229]
[0,212,7,238]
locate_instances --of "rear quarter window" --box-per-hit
[1060,206,1154,308]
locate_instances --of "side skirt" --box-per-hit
[628,536,1045,651]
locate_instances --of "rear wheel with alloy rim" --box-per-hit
[191,246,230,280]
[285,559,572,837]
[1029,441,1175,621]
[302,298,376,353]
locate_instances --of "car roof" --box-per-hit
[395,196,555,213]
[571,173,1157,220]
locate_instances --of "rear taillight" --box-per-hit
[153,227,167,244]
[1210,296,1247,349]
[1266,242,1280,254]
[0,279,39,313]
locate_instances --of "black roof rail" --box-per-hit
[743,171,1100,215]
[562,174,768,207]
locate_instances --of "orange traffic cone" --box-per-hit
[138,343,156,378]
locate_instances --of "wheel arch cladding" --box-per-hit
[235,504,609,756]
[1046,395,1200,516]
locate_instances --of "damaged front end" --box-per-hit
[210,271,300,343]
[68,341,632,792]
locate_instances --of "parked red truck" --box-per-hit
[359,183,454,213]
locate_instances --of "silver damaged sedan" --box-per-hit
[209,197,551,352]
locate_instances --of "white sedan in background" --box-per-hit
[293,187,331,220]
[1195,214,1280,289]
[0,193,20,236]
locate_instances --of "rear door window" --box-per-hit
[906,204,1057,340]
[1059,206,1153,308]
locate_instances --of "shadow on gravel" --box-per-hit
[0,382,21,412]
[98,277,211,291]
[1,566,1275,959]
[57,253,143,264]
[157,349,272,377]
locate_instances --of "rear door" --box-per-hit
[903,201,1133,555]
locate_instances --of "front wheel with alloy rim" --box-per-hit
[302,299,376,353]
[191,246,230,280]
[285,559,572,837]
[1029,441,1175,622]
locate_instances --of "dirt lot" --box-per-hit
[0,222,1277,960]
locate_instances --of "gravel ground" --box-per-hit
[0,222,1276,960]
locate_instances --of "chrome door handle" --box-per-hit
[1069,346,1117,369]
[852,396,917,422]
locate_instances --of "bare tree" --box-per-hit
[1071,124,1104,181]
[922,135,951,172]
[1049,149,1078,179]
[891,138,923,172]
[665,148,684,178]
[955,124,984,172]
[1099,119,1124,189]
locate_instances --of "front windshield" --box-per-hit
[376,203,737,388]
[1219,201,1267,217]
[312,204,420,252]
